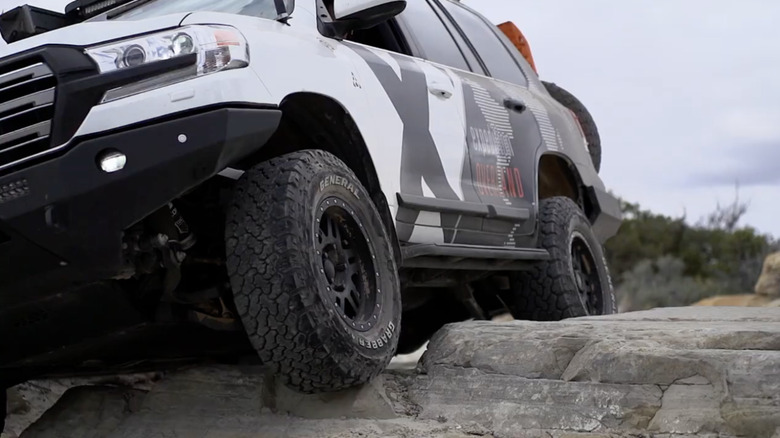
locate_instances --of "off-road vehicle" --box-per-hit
[0,0,622,427]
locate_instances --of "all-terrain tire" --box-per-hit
[508,197,616,321]
[225,150,401,393]
[542,81,602,173]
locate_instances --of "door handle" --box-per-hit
[428,79,454,99]
[504,98,527,113]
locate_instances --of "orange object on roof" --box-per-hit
[497,21,537,74]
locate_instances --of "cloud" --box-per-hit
[718,109,780,143]
[691,141,780,187]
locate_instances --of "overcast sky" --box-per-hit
[2,0,779,238]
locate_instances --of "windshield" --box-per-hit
[106,0,279,21]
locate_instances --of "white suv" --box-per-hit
[0,0,622,414]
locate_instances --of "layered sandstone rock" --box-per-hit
[4,307,779,438]
[415,307,780,437]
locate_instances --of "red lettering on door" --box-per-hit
[474,163,525,199]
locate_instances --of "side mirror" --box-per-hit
[0,5,72,44]
[274,0,296,21]
[317,0,406,39]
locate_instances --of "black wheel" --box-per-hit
[508,197,616,320]
[225,150,401,393]
[542,81,602,173]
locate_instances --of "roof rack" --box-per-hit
[64,0,139,19]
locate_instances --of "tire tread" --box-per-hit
[510,197,615,321]
[225,150,398,393]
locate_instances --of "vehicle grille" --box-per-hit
[0,59,57,172]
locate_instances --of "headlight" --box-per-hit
[86,25,249,102]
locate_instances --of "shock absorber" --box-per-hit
[167,202,196,251]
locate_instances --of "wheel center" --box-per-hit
[324,257,337,282]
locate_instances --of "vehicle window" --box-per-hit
[101,0,278,21]
[440,1,528,86]
[348,21,409,56]
[396,0,471,71]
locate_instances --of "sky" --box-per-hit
[2,0,779,238]
[473,1,780,239]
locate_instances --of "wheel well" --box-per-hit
[235,92,401,262]
[538,154,593,218]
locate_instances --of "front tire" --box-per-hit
[508,197,616,320]
[225,150,401,393]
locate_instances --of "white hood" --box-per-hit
[0,13,189,58]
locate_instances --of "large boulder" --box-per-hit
[416,307,780,437]
[5,307,778,438]
[756,252,780,297]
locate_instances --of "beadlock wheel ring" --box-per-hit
[314,196,381,332]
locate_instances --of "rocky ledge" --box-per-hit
[4,307,780,438]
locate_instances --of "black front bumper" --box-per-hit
[0,106,279,380]
[0,106,281,299]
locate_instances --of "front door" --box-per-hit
[456,71,542,247]
[435,0,546,247]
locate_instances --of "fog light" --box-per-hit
[98,151,127,173]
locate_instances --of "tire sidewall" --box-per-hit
[304,164,401,359]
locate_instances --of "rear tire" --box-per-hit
[508,197,616,320]
[542,81,602,173]
[225,150,401,393]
